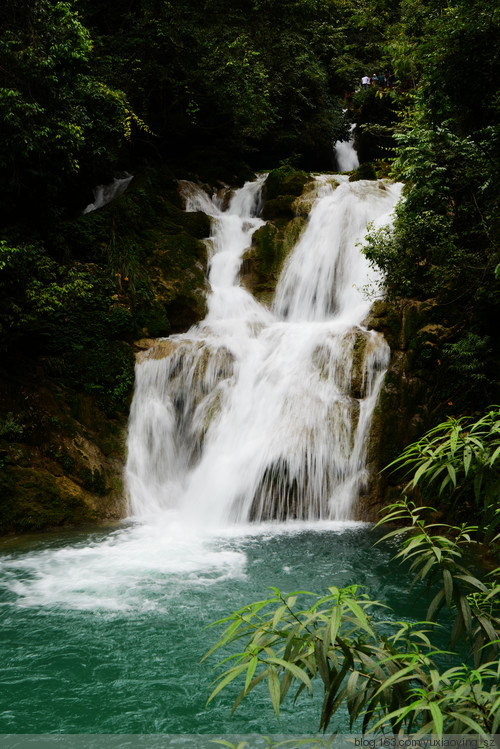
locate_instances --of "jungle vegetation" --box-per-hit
[0,0,499,731]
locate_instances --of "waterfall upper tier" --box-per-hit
[126,174,402,526]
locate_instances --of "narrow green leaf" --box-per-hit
[315,638,330,687]
[268,666,281,718]
[429,702,443,735]
[458,594,473,636]
[373,663,416,698]
[207,663,248,705]
[267,657,312,693]
[323,605,341,658]
[443,568,453,608]
[449,711,485,734]
[272,605,287,630]
[427,588,445,621]
[454,574,488,592]
[464,446,473,476]
[488,443,500,467]
[230,670,267,716]
[244,656,258,694]
[346,670,360,707]
[343,598,375,636]
[411,459,434,487]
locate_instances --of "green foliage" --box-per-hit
[204,525,499,733]
[361,0,500,412]
[204,411,500,734]
[385,407,500,534]
[77,0,353,169]
[0,413,25,441]
[0,0,136,222]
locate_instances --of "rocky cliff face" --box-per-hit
[359,297,455,518]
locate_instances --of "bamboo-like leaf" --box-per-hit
[315,638,330,686]
[202,618,246,661]
[343,598,375,636]
[272,605,287,630]
[244,655,258,694]
[346,670,360,710]
[443,568,453,608]
[492,708,500,735]
[450,608,463,651]
[488,444,500,466]
[230,669,267,716]
[323,605,341,658]
[439,474,451,495]
[267,657,313,693]
[464,445,473,476]
[449,711,485,734]
[373,663,420,699]
[458,594,473,636]
[428,701,443,735]
[454,574,488,592]
[411,459,434,487]
[280,668,293,701]
[427,588,445,620]
[475,615,499,647]
[207,663,248,705]
[268,666,281,718]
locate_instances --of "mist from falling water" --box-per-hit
[125,173,402,528]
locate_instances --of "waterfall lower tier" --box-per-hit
[126,175,402,526]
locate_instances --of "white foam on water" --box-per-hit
[0,515,248,612]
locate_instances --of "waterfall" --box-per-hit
[83,173,134,214]
[335,124,359,172]
[125,174,402,526]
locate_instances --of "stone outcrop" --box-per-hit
[0,373,127,534]
[358,297,457,518]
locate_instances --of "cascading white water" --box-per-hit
[126,174,402,526]
[83,173,134,214]
[335,124,360,172]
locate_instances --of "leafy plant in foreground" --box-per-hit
[204,499,499,733]
[204,409,500,734]
[385,407,500,536]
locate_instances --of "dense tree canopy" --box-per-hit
[364,0,500,409]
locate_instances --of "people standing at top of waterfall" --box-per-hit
[388,71,396,88]
[361,75,371,89]
[378,72,386,88]
[371,73,379,86]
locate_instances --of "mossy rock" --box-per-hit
[364,299,402,350]
[0,466,97,533]
[153,232,206,269]
[265,166,310,200]
[180,210,211,239]
[261,195,297,220]
[242,216,306,296]
[160,202,211,239]
[349,163,377,181]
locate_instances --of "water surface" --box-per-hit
[0,520,421,734]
